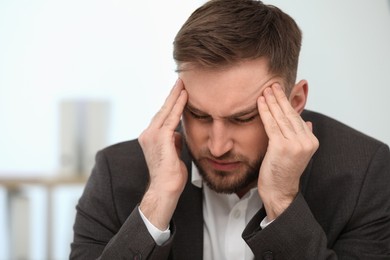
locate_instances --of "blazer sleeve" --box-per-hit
[69,149,175,260]
[243,193,336,259]
[242,144,390,259]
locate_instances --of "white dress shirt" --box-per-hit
[139,163,272,260]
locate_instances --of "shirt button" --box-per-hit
[232,209,241,219]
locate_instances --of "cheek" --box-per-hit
[235,124,268,155]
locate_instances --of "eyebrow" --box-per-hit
[186,103,258,119]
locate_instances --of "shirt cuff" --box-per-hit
[138,206,171,246]
[260,216,275,229]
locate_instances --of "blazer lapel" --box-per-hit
[170,136,204,259]
[172,180,203,259]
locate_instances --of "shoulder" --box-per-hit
[300,111,390,244]
[96,138,148,184]
[93,139,149,219]
[302,110,386,153]
[301,109,389,186]
[99,139,144,161]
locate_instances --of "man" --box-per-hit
[70,0,390,259]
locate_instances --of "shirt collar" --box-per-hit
[191,162,203,188]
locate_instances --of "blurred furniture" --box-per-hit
[0,175,87,260]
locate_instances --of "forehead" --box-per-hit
[179,59,277,116]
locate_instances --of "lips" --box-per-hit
[206,158,241,171]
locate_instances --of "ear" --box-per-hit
[289,80,308,114]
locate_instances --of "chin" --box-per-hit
[198,164,259,194]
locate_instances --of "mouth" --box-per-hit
[206,158,241,171]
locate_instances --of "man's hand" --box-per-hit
[257,84,319,220]
[139,79,188,230]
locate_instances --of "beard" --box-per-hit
[186,141,263,194]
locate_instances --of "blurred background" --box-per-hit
[0,0,389,259]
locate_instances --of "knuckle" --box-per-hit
[280,116,291,128]
[138,132,148,146]
[139,128,155,145]
[301,143,313,154]
[313,137,320,148]
[286,110,298,119]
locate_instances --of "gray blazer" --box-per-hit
[70,110,390,259]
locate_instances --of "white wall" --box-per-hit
[267,0,390,145]
[1,1,390,173]
[0,2,204,259]
[0,0,203,175]
[2,1,389,177]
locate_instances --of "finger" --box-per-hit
[257,95,284,139]
[149,78,184,129]
[271,84,292,114]
[271,84,308,136]
[162,89,188,131]
[262,86,296,138]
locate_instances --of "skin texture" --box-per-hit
[139,58,319,230]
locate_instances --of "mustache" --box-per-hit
[197,148,245,162]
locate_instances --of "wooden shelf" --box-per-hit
[0,175,88,189]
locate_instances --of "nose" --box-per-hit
[208,120,233,158]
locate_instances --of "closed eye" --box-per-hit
[184,104,258,124]
[185,107,211,121]
[231,114,258,124]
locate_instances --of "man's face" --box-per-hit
[180,58,280,195]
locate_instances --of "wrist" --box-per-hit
[259,190,297,220]
[140,189,181,230]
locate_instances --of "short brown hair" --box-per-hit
[173,0,302,90]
